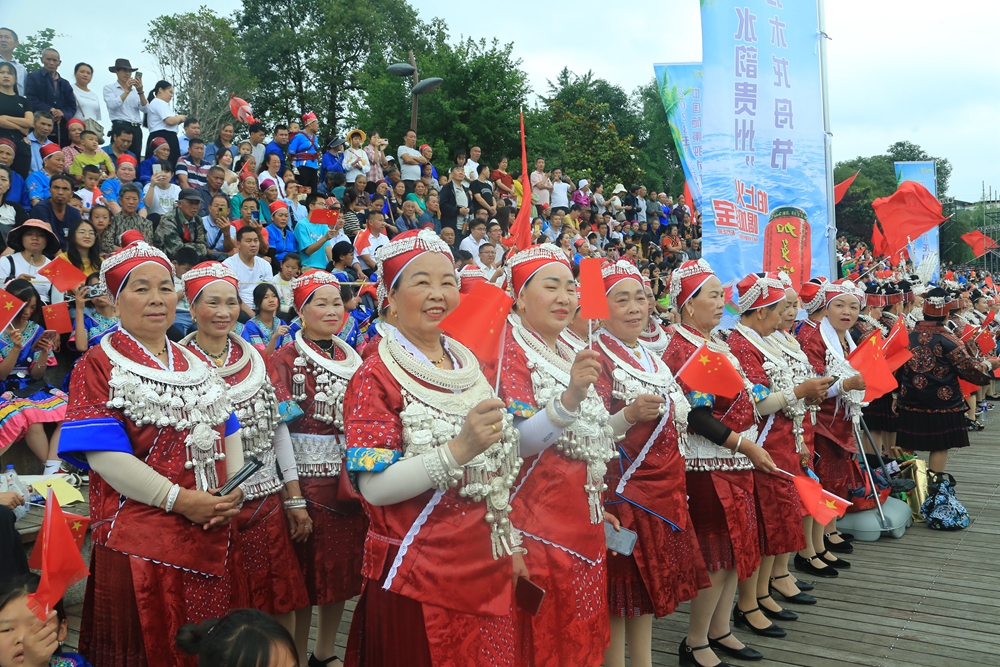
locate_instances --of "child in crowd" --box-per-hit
[66,195,84,217]
[171,247,199,337]
[88,206,112,259]
[0,573,93,667]
[270,251,300,320]
[175,609,297,667]
[72,166,104,220]
[143,161,180,219]
[242,282,291,355]
[68,131,114,185]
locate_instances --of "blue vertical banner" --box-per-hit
[698,0,832,290]
[893,161,939,274]
[653,63,704,213]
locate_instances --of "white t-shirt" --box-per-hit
[459,235,486,257]
[464,159,480,185]
[223,254,275,306]
[359,231,389,261]
[146,98,174,134]
[397,146,422,181]
[144,183,181,216]
[551,182,571,209]
[72,85,102,122]
[270,274,294,310]
[0,254,63,304]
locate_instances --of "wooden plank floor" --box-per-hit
[59,426,1000,665]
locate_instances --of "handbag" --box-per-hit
[85,118,106,144]
[920,471,970,530]
[897,458,929,522]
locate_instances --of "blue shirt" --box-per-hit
[138,156,159,186]
[105,150,136,169]
[8,171,30,210]
[266,222,298,262]
[264,140,287,171]
[28,133,51,173]
[25,170,51,203]
[30,198,82,248]
[203,142,237,166]
[288,132,319,170]
[418,211,442,233]
[294,220,333,269]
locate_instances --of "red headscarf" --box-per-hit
[182,261,239,305]
[376,229,454,305]
[99,240,174,302]
[458,264,487,295]
[292,269,341,312]
[504,243,570,297]
[601,260,643,294]
[669,259,715,310]
[735,272,786,314]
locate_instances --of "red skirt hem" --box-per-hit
[237,493,310,614]
[685,470,760,581]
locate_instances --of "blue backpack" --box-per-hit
[920,472,970,530]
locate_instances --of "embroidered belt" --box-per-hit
[291,433,346,477]
[241,448,283,501]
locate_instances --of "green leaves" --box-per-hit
[12,28,57,74]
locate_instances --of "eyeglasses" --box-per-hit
[76,230,95,237]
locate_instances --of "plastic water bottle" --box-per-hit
[2,464,29,521]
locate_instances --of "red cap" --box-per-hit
[458,264,487,295]
[268,200,287,214]
[669,259,715,310]
[99,239,174,302]
[602,260,643,294]
[505,243,570,297]
[40,143,62,161]
[376,229,455,305]
[116,154,138,168]
[182,261,239,304]
[798,277,826,313]
[67,118,86,130]
[823,279,863,307]
[292,269,340,312]
[119,230,144,246]
[735,272,786,314]
[302,111,318,125]
[151,137,168,150]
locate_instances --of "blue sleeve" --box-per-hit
[225,412,241,436]
[58,417,132,470]
[138,159,152,186]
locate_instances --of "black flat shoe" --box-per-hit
[308,656,340,667]
[830,530,854,542]
[817,550,851,569]
[794,553,839,578]
[793,579,815,592]
[824,534,854,554]
[708,632,763,661]
[757,595,798,621]
[679,637,732,667]
[768,576,818,605]
[733,606,787,638]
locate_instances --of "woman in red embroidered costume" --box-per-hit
[342,229,525,667]
[794,280,867,578]
[58,239,248,667]
[660,260,778,667]
[269,269,367,667]
[179,262,310,638]
[637,276,671,358]
[726,273,833,629]
[483,243,614,667]
[593,261,709,667]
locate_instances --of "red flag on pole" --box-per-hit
[676,342,745,398]
[977,330,996,355]
[37,257,88,293]
[960,231,999,258]
[26,490,89,621]
[503,109,532,251]
[42,302,73,334]
[684,180,697,219]
[960,378,980,399]
[790,475,840,524]
[846,331,898,402]
[437,282,513,363]
[28,512,90,570]
[834,170,860,204]
[0,289,25,332]
[871,222,887,256]
[986,275,996,291]
[577,258,609,320]
[873,181,949,256]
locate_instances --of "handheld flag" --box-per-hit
[42,302,73,334]
[986,275,996,291]
[871,222,887,257]
[437,282,513,363]
[783,472,851,524]
[873,181,949,257]
[577,258,609,319]
[503,109,532,251]
[26,489,89,621]
[676,343,745,399]
[960,378,980,399]
[977,330,996,355]
[229,94,258,124]
[0,289,25,332]
[834,170,860,205]
[846,331,897,402]
[28,511,90,569]
[38,257,87,293]
[961,231,999,258]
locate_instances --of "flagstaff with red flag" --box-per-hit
[26,489,90,621]
[503,108,532,252]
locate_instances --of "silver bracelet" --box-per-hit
[782,386,798,407]
[546,396,577,429]
[283,498,307,510]
[164,484,181,513]
[425,444,464,491]
[734,437,743,454]
[553,393,581,421]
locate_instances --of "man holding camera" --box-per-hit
[103,58,147,160]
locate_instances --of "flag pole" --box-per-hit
[853,420,889,530]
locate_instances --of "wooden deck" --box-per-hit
[52,426,1000,665]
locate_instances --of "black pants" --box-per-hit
[296,166,318,190]
[112,121,144,161]
[0,506,29,580]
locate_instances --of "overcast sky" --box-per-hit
[5,0,997,201]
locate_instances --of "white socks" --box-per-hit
[43,460,62,475]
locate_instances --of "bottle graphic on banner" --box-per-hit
[763,206,811,289]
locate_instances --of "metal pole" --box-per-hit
[817,0,837,278]
[854,421,889,529]
[409,50,419,133]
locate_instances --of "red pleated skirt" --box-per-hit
[605,500,709,618]
[753,470,806,556]
[516,537,608,666]
[294,476,366,606]
[237,493,310,614]
[814,435,862,500]
[685,470,760,582]
[345,548,517,667]
[80,543,248,667]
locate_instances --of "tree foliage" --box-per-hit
[12,29,56,73]
[144,7,255,143]
[236,0,426,134]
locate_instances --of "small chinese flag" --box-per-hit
[0,289,25,331]
[676,342,745,398]
[790,475,851,525]
[91,185,104,208]
[38,257,87,293]
[960,324,977,342]
[977,330,996,355]
[28,512,90,569]
[885,349,912,374]
[42,302,73,334]
[846,330,897,402]
[26,490,89,621]
[437,282,513,363]
[577,258,609,320]
[870,222,887,256]
[960,378,980,399]
[883,317,909,357]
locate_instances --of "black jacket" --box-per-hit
[439,181,472,230]
[23,70,76,132]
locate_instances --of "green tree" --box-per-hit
[941,207,977,265]
[144,7,255,142]
[635,78,686,196]
[12,28,56,73]
[348,19,531,168]
[236,0,426,135]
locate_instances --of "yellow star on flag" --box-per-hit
[72,521,83,532]
[3,301,11,310]
[698,354,710,366]
[825,499,838,509]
